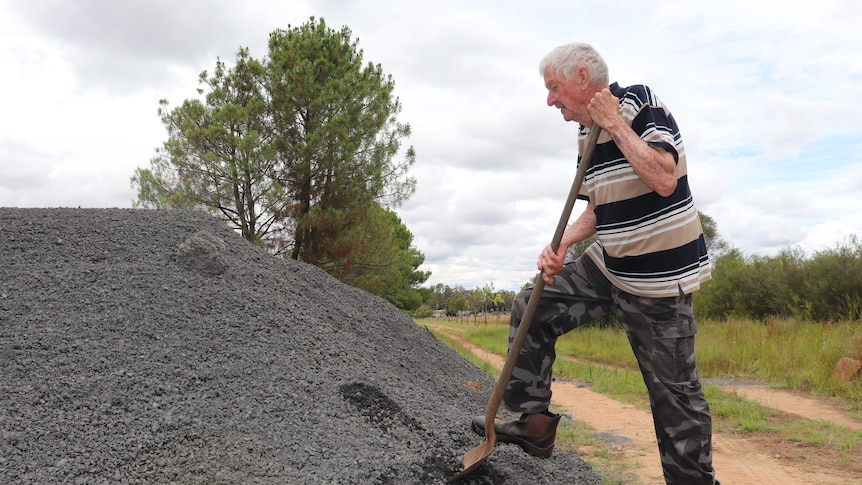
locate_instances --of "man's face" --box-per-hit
[543,65,588,124]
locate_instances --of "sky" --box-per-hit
[1,1,861,292]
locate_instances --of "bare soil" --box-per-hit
[431,326,862,485]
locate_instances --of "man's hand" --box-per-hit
[587,88,624,131]
[588,88,678,196]
[537,244,566,285]
[537,204,597,285]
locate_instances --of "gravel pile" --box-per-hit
[0,208,601,484]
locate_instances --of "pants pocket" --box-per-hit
[651,318,698,384]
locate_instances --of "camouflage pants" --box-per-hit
[504,256,716,485]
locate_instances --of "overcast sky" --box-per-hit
[2,1,861,291]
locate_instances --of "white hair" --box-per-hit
[539,43,609,86]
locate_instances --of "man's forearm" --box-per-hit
[604,122,677,196]
[560,204,597,250]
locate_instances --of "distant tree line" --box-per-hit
[412,213,729,320]
[414,214,862,325]
[414,283,516,318]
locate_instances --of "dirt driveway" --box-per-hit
[432,326,862,485]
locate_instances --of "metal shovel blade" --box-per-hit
[448,276,543,483]
[447,404,499,483]
[447,436,494,483]
[448,127,601,483]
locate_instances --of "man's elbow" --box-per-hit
[655,177,678,197]
[649,148,679,197]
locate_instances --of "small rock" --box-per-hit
[175,230,228,277]
[830,357,862,382]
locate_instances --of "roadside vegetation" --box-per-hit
[414,235,862,320]
[420,314,862,481]
[423,314,862,411]
[696,235,862,322]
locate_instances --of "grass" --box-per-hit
[432,331,499,377]
[553,358,649,406]
[697,316,862,409]
[421,314,862,482]
[429,314,862,411]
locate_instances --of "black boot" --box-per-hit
[471,410,561,458]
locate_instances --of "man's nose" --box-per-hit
[547,93,556,106]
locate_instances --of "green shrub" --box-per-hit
[695,236,862,322]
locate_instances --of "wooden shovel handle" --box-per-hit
[485,126,601,426]
[451,127,602,484]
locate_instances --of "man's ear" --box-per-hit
[577,66,590,88]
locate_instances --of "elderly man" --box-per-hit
[472,43,717,485]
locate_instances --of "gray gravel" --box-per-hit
[0,208,602,484]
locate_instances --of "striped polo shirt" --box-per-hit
[579,82,711,298]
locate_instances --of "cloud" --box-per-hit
[0,137,51,195]
[7,0,258,94]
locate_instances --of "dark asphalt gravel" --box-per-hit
[0,208,601,484]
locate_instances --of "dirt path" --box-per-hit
[431,326,862,485]
[726,386,862,431]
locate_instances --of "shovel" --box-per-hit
[449,126,602,483]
